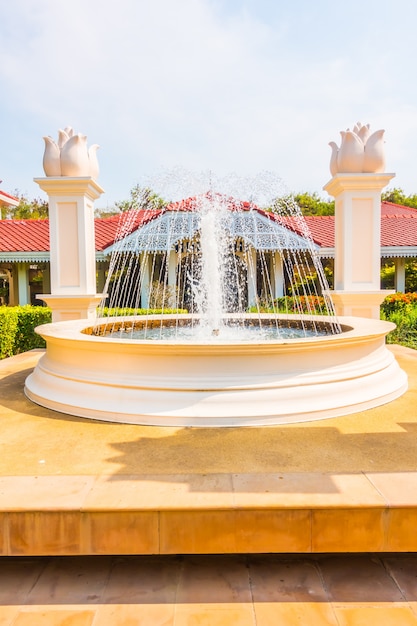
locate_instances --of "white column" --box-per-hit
[323,173,394,319]
[34,177,104,321]
[247,248,257,307]
[10,268,19,305]
[394,257,406,293]
[273,252,285,298]
[168,250,177,308]
[42,264,51,295]
[97,263,106,294]
[17,263,29,306]
[140,253,150,309]
[4,269,15,306]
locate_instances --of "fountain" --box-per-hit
[24,127,408,426]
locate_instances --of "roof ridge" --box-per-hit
[0,189,19,201]
[383,213,417,219]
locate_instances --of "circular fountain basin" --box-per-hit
[24,314,408,426]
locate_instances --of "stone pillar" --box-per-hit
[273,252,285,299]
[96,263,107,295]
[34,177,104,321]
[3,269,14,305]
[323,173,394,319]
[17,263,30,305]
[167,250,177,308]
[247,248,258,307]
[140,253,150,309]
[394,257,406,293]
[10,269,18,305]
[42,264,51,295]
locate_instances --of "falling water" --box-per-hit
[94,170,341,341]
[194,196,225,333]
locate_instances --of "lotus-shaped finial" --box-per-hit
[328,122,385,175]
[42,126,100,179]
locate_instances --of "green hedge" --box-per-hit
[0,306,52,359]
[380,292,417,315]
[249,295,333,315]
[0,308,18,359]
[0,306,188,359]
[382,308,417,349]
[2,297,416,359]
[380,293,417,350]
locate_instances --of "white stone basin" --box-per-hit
[24,314,408,426]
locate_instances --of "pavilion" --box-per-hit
[0,196,416,306]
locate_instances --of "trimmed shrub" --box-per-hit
[382,308,417,349]
[0,307,19,359]
[13,306,52,353]
[380,293,417,350]
[380,292,417,316]
[0,306,52,359]
[250,295,333,315]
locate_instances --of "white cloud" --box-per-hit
[1,0,417,204]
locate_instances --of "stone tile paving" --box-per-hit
[0,554,417,625]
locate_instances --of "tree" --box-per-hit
[1,192,48,220]
[382,188,417,209]
[114,185,168,213]
[293,192,335,216]
[273,192,335,216]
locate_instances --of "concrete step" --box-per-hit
[1,471,417,555]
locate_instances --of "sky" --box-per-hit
[1,0,417,209]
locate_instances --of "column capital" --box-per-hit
[34,176,104,201]
[323,173,395,197]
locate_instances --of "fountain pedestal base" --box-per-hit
[24,315,408,427]
[37,294,104,322]
[324,290,394,320]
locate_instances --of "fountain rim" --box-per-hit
[34,313,396,355]
[26,313,406,425]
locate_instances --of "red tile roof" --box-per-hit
[271,201,417,248]
[302,216,336,247]
[379,202,417,247]
[94,209,162,250]
[1,199,417,255]
[0,210,162,253]
[0,219,49,252]
[380,201,417,216]
[381,214,417,246]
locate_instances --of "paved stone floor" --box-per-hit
[2,346,417,479]
[1,553,417,625]
[2,346,417,623]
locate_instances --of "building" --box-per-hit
[0,197,416,306]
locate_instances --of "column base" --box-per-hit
[324,290,394,319]
[37,294,104,322]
